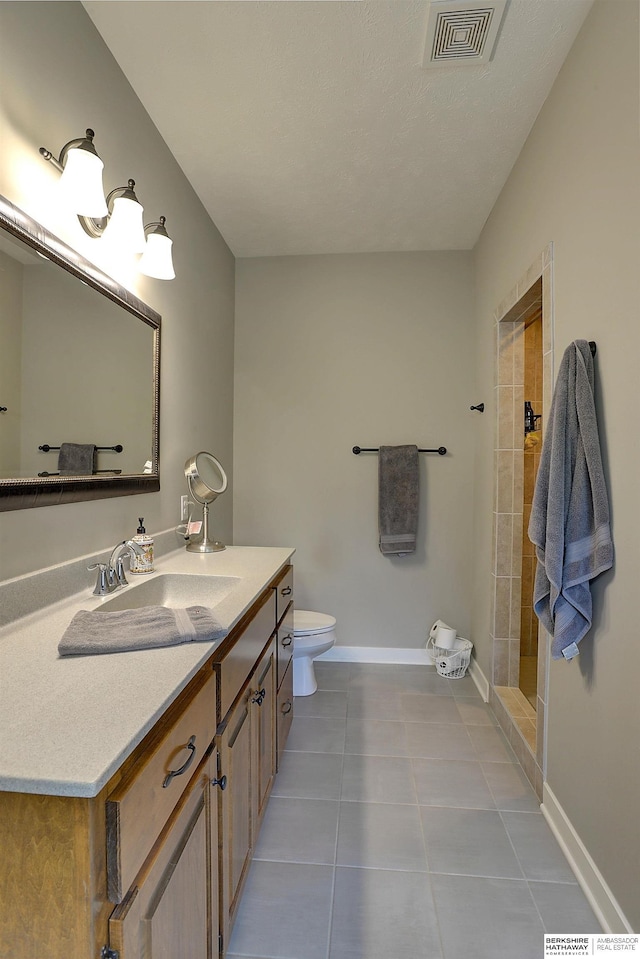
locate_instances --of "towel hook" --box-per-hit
[470,403,485,413]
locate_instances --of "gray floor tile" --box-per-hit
[400,693,463,724]
[421,806,523,878]
[501,811,577,882]
[341,754,417,804]
[253,797,339,864]
[336,801,428,871]
[314,661,350,691]
[329,867,443,959]
[347,663,412,693]
[455,697,499,725]
[467,723,518,762]
[232,662,599,958]
[445,674,482,699]
[481,761,541,812]
[294,689,348,719]
[528,880,602,932]
[413,757,496,809]
[227,860,333,959]
[285,715,346,753]
[346,688,404,721]
[272,751,343,800]
[344,718,408,756]
[431,873,545,959]
[405,722,476,761]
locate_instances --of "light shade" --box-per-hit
[39,128,109,218]
[101,186,146,253]
[58,147,108,218]
[139,217,175,280]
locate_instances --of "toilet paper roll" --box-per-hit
[434,625,457,649]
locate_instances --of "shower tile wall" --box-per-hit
[489,247,554,798]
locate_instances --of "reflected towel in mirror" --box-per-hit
[58,443,97,475]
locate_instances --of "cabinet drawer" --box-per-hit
[273,565,293,627]
[106,671,217,903]
[277,658,294,768]
[219,589,276,720]
[276,606,294,691]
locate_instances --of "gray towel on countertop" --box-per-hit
[528,340,613,660]
[378,445,419,556]
[58,605,228,657]
[58,442,97,475]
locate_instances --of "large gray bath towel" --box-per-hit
[378,445,419,556]
[58,605,228,656]
[528,340,613,660]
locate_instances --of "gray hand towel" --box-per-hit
[58,605,228,656]
[58,442,97,475]
[378,445,419,556]
[528,340,613,660]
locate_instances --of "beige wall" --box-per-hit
[234,252,475,649]
[0,2,235,580]
[472,0,640,929]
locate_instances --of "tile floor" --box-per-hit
[227,662,600,959]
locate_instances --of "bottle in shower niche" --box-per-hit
[130,518,154,573]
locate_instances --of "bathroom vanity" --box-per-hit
[0,546,295,959]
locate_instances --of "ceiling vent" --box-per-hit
[422,0,508,67]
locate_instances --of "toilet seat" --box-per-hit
[293,610,336,635]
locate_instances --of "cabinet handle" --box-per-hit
[252,688,266,706]
[281,634,292,647]
[281,700,293,715]
[211,774,227,791]
[281,586,292,596]
[162,735,197,788]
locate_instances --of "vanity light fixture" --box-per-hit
[39,128,108,218]
[39,129,174,277]
[139,216,176,280]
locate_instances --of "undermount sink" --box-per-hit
[97,573,241,612]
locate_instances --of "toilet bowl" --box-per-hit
[292,610,337,696]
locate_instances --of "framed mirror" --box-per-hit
[0,194,160,511]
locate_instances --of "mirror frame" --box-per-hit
[0,193,160,511]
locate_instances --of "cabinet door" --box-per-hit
[108,753,216,959]
[253,641,276,828]
[218,688,253,948]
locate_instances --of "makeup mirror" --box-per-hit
[184,452,227,552]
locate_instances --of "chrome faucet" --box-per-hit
[88,540,144,596]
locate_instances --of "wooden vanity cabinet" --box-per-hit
[0,563,293,959]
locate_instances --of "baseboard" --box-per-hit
[467,655,490,702]
[316,645,488,701]
[317,646,433,665]
[541,783,633,933]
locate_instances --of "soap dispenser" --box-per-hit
[130,517,154,574]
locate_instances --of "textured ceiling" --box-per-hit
[82,1,593,257]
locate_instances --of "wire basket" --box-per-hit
[427,635,473,679]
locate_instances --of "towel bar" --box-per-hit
[38,444,123,453]
[352,446,447,455]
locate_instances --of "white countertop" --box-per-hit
[0,546,294,799]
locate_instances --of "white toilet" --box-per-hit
[292,610,337,696]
